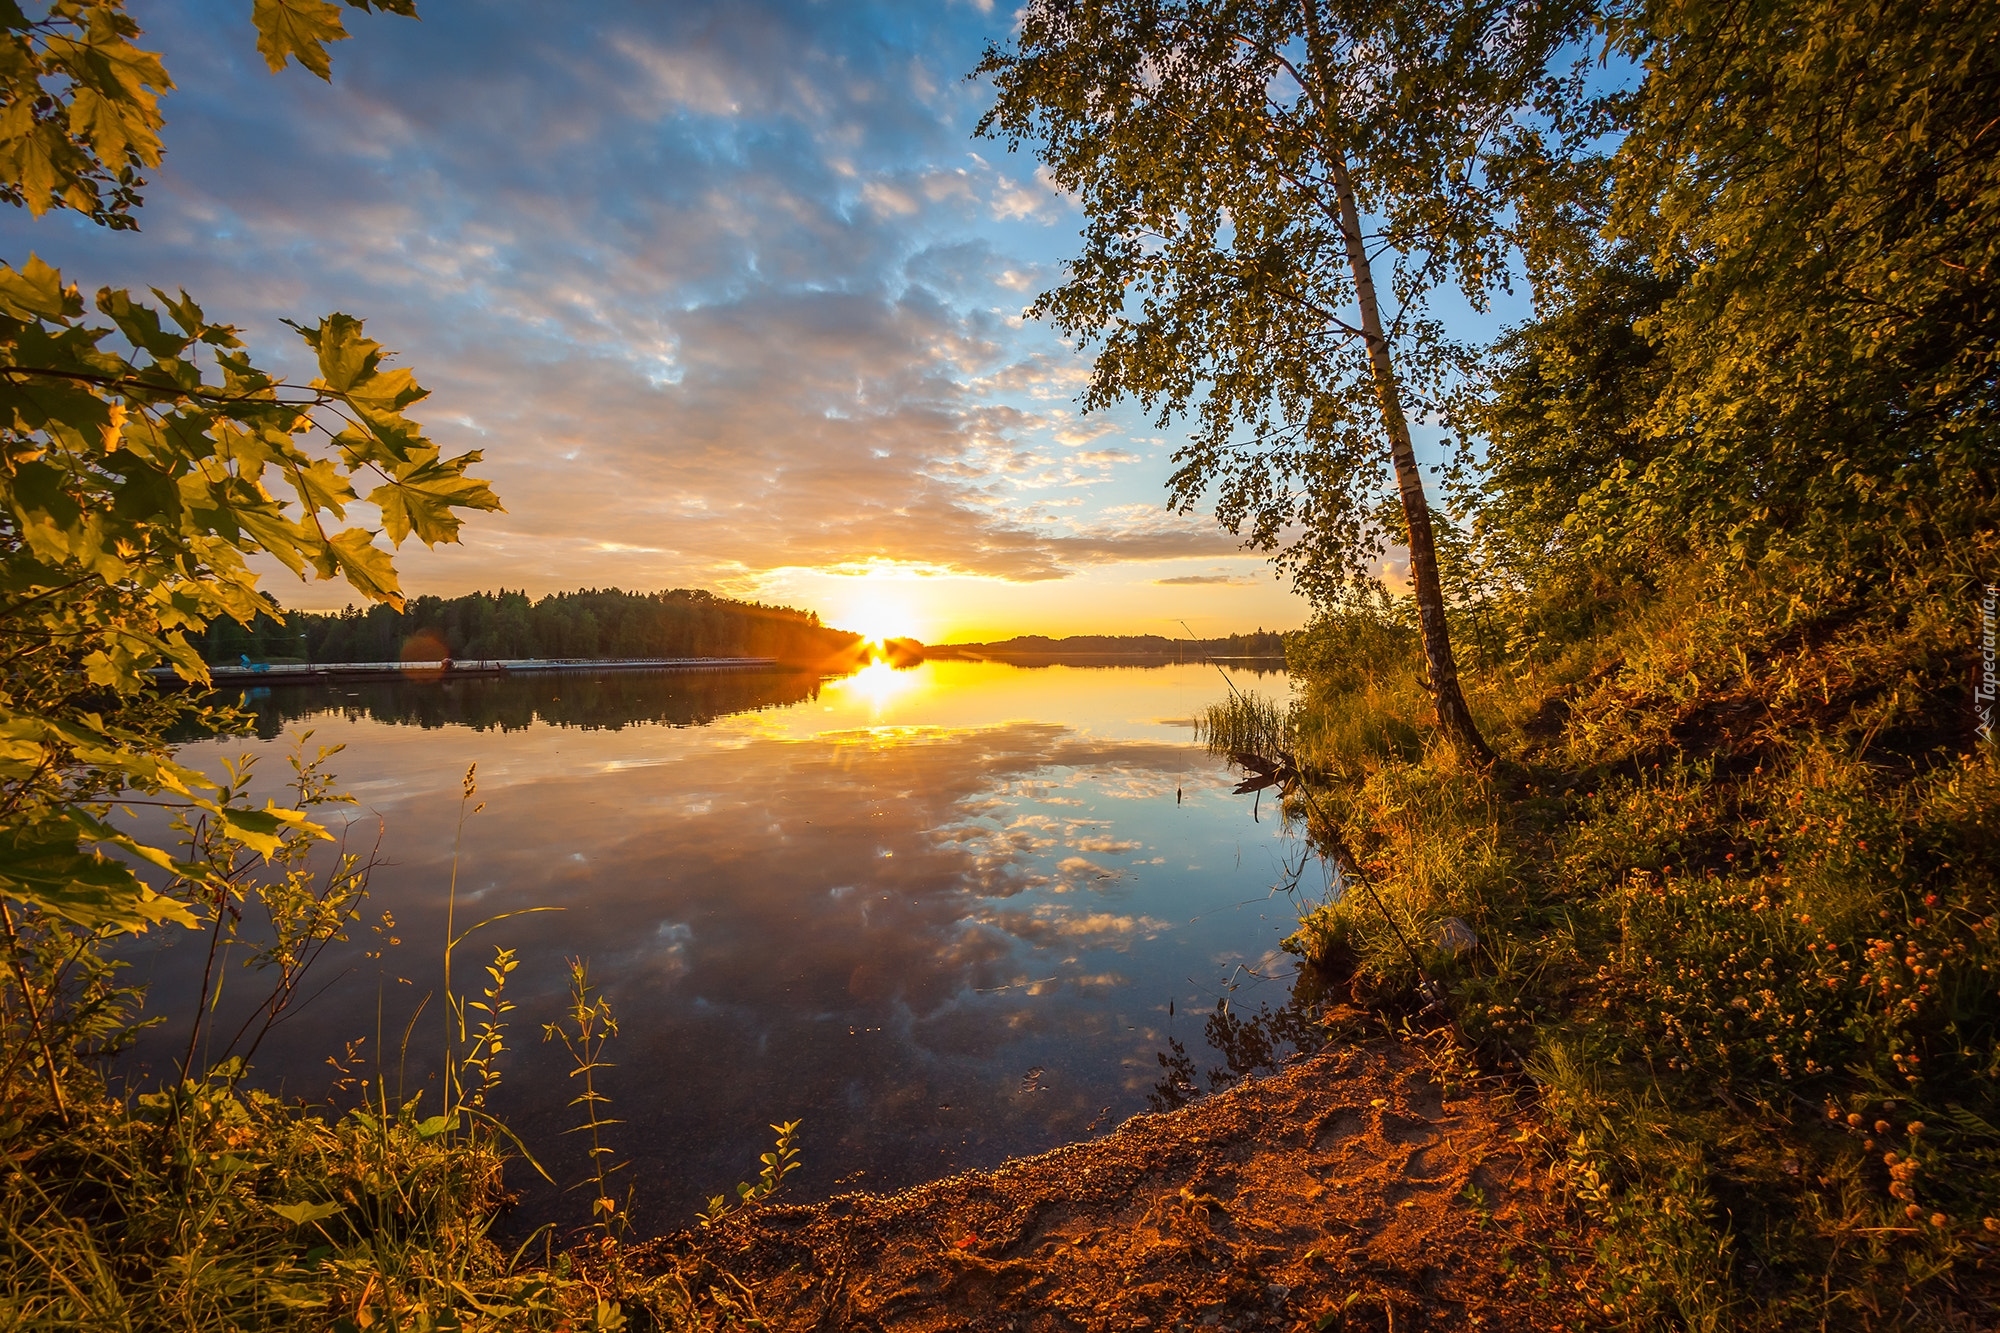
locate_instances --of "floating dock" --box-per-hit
[158,657,784,685]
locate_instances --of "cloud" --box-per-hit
[989,173,1059,222]
[1152,573,1261,586]
[0,0,1295,616]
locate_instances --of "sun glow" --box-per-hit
[826,568,925,644]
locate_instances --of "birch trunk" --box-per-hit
[1303,3,1494,765]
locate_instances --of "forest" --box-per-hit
[200,588,863,667]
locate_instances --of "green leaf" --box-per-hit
[369,451,501,546]
[251,0,349,80]
[271,1201,343,1225]
[315,527,403,607]
[212,803,322,860]
[0,818,195,932]
[0,255,77,322]
[289,455,357,519]
[96,287,191,360]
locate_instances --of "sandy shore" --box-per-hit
[639,1019,1598,1331]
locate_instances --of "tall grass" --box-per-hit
[0,743,803,1331]
[1253,557,2000,1328]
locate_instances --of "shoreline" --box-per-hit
[641,1021,1596,1331]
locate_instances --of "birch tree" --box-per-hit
[977,0,1591,763]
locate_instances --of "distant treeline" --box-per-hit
[937,631,1288,657]
[202,588,863,666]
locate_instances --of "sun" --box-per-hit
[833,575,923,645]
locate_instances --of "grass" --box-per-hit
[1240,552,2000,1329]
[0,759,800,1331]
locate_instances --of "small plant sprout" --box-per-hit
[543,958,630,1246]
[701,1119,804,1228]
[441,762,558,1127]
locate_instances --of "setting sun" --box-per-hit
[826,570,925,644]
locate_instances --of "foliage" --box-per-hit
[974,0,1618,760]
[0,259,499,937]
[1449,252,1679,588]
[0,0,495,941]
[1,733,805,1330]
[1,729,553,1331]
[1218,0,2000,1321]
[975,0,1592,602]
[168,734,370,1083]
[0,4,805,1328]
[0,1,416,230]
[697,1121,802,1231]
[1265,561,2000,1325]
[1476,0,2000,588]
[543,959,630,1250]
[0,1071,539,1331]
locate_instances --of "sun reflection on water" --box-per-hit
[827,659,928,713]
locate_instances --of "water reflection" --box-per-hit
[125,661,1321,1237]
[197,666,828,739]
[1147,968,1331,1112]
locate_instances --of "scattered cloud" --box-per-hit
[0,0,1306,629]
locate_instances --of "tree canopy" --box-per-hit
[977,0,1596,760]
[1465,0,1999,600]
[978,0,1592,602]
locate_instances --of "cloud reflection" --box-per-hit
[131,666,1302,1234]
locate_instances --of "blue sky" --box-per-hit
[0,0,1520,641]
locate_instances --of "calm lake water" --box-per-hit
[124,660,1332,1236]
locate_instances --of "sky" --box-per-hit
[0,0,1493,644]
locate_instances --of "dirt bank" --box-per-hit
[641,1021,1597,1331]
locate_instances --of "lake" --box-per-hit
[123,659,1333,1236]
